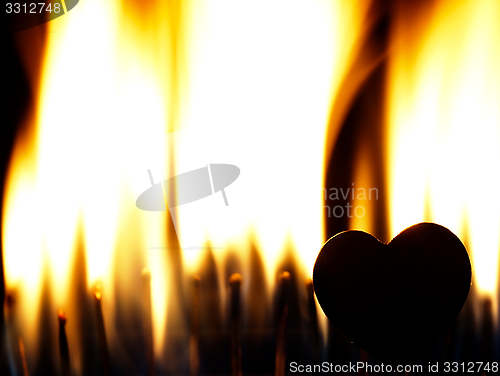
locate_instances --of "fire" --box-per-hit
[349,145,376,233]
[387,0,500,309]
[3,0,182,356]
[5,0,500,372]
[3,0,369,369]
[171,0,370,281]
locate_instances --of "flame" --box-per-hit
[171,0,371,282]
[3,0,186,354]
[349,145,376,233]
[387,0,500,308]
[3,0,370,366]
[9,0,497,369]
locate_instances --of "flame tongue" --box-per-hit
[387,0,500,307]
[3,0,369,366]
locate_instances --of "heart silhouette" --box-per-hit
[313,222,471,361]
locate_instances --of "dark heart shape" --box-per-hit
[313,222,471,361]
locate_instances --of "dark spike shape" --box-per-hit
[246,241,270,329]
[58,312,70,376]
[306,280,320,362]
[161,199,189,374]
[33,272,58,376]
[244,240,272,375]
[275,240,315,367]
[66,226,100,376]
[481,299,494,367]
[190,275,200,376]
[274,271,291,376]
[197,245,228,374]
[110,210,148,375]
[198,246,223,331]
[229,273,242,376]
[274,241,306,329]
[94,289,110,376]
[141,270,155,376]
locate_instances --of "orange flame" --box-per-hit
[387,0,500,314]
[3,0,370,364]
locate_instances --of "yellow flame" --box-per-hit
[3,0,188,353]
[349,145,376,233]
[387,0,500,307]
[4,0,370,358]
[172,0,370,283]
